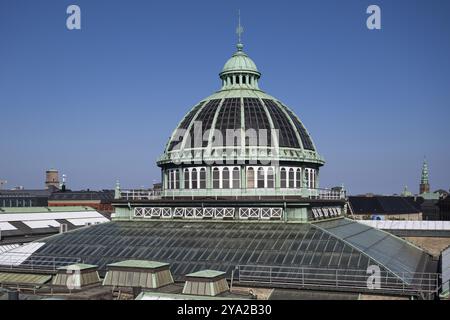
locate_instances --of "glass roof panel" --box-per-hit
[168,102,205,151]
[263,99,300,148]
[278,102,315,150]
[23,219,434,283]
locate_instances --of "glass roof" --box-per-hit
[25,219,434,283]
[314,219,433,276]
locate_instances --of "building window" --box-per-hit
[199,168,206,189]
[267,167,274,188]
[175,170,180,189]
[295,168,301,188]
[232,167,240,188]
[167,169,179,190]
[280,168,287,188]
[184,169,190,189]
[223,167,230,189]
[213,168,220,189]
[311,169,316,189]
[191,168,198,189]
[305,169,310,189]
[289,168,295,188]
[257,167,265,188]
[247,167,255,189]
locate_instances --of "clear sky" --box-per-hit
[1,0,449,195]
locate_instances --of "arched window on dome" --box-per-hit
[295,168,302,189]
[184,169,190,189]
[222,167,230,189]
[289,168,295,189]
[280,168,287,188]
[232,167,240,188]
[213,168,220,189]
[199,168,206,189]
[191,168,198,189]
[267,167,274,188]
[257,167,265,188]
[247,167,255,189]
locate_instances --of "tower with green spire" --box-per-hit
[419,158,430,194]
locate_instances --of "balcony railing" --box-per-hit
[0,252,81,272]
[119,190,162,201]
[118,188,345,201]
[235,264,439,299]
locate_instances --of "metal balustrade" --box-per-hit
[236,264,440,299]
[133,207,283,220]
[0,252,81,272]
[119,189,162,200]
[118,188,345,201]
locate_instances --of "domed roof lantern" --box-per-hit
[219,11,261,90]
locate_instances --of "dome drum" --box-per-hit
[161,163,322,200]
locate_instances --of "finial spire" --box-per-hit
[236,10,244,50]
[419,157,430,194]
[421,157,429,184]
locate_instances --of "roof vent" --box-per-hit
[59,224,68,234]
[182,270,229,297]
[52,263,100,289]
[103,260,173,289]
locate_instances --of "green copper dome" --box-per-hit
[158,41,324,168]
[220,44,260,77]
[156,30,325,198]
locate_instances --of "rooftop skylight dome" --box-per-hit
[157,17,324,198]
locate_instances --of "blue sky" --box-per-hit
[0,0,449,195]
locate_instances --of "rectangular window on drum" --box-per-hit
[213,168,220,189]
[232,167,240,189]
[257,168,265,188]
[289,169,295,188]
[280,168,287,188]
[199,169,206,189]
[247,168,255,189]
[222,168,230,189]
[267,168,274,188]
[184,170,190,189]
[175,170,180,189]
[192,169,198,189]
[295,169,301,189]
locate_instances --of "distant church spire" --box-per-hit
[420,157,430,194]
